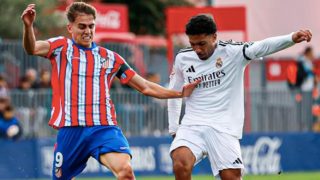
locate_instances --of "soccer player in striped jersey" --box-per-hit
[21,2,199,180]
[168,14,312,180]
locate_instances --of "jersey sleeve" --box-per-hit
[45,36,67,59]
[114,53,136,84]
[167,57,184,135]
[243,33,295,60]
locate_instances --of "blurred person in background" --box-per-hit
[0,75,9,99]
[287,46,318,131]
[297,46,318,131]
[37,69,51,89]
[0,104,22,140]
[25,68,38,89]
[168,14,312,180]
[0,97,9,118]
[17,76,33,91]
[21,2,199,180]
[297,46,316,92]
[0,96,22,140]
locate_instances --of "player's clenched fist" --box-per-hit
[21,4,36,26]
[292,29,312,43]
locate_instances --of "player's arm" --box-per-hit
[21,4,49,56]
[167,61,185,136]
[244,30,312,60]
[127,74,199,99]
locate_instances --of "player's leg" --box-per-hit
[171,146,196,180]
[219,169,242,180]
[52,127,90,180]
[170,125,207,180]
[100,152,135,180]
[204,126,244,180]
[89,126,135,180]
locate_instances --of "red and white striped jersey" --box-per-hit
[45,36,136,129]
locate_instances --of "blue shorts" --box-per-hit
[52,125,131,180]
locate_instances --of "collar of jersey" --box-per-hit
[72,39,97,50]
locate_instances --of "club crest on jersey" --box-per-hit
[100,57,109,69]
[55,167,62,178]
[216,57,223,68]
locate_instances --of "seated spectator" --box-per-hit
[0,104,22,139]
[0,97,9,116]
[36,70,51,89]
[18,76,32,91]
[0,75,9,99]
[25,68,38,89]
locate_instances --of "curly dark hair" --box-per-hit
[66,2,96,22]
[185,14,217,35]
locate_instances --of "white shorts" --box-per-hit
[170,125,244,178]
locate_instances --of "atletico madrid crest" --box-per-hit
[55,167,62,178]
[100,57,109,69]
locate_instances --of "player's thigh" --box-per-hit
[100,152,132,173]
[170,125,207,166]
[204,127,244,177]
[53,128,90,179]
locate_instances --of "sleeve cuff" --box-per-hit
[45,40,53,58]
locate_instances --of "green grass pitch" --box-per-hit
[73,172,320,180]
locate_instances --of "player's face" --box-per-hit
[67,13,95,48]
[188,33,217,60]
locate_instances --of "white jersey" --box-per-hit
[168,33,295,139]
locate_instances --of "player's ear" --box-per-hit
[67,23,72,34]
[212,33,217,41]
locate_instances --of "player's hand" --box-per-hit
[7,125,20,138]
[21,4,36,27]
[292,29,312,43]
[181,79,201,97]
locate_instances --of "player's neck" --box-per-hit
[208,43,217,58]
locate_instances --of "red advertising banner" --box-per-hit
[90,3,128,33]
[266,59,320,81]
[265,59,296,81]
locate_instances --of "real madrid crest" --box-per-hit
[216,57,223,68]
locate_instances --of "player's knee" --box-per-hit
[117,163,135,180]
[172,160,193,174]
[220,169,242,180]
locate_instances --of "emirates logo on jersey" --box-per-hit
[100,57,109,69]
[216,57,223,68]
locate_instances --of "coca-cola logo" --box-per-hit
[242,137,282,174]
[96,10,120,29]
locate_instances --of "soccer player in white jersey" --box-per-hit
[21,2,199,180]
[168,14,312,180]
